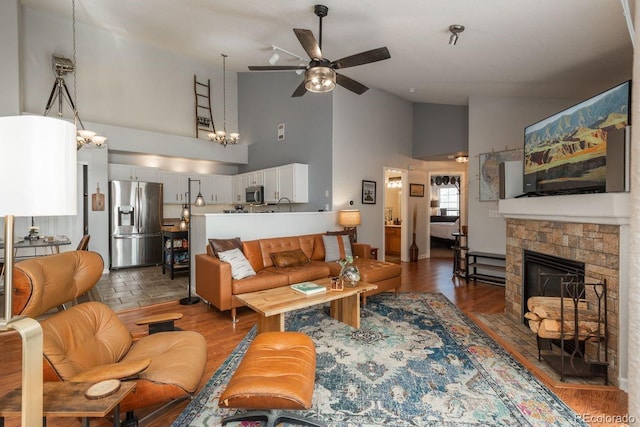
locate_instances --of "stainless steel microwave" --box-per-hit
[245,185,264,204]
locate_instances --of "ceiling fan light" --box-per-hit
[305,67,336,93]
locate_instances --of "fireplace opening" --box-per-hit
[522,250,585,323]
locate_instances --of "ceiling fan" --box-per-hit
[248,4,391,97]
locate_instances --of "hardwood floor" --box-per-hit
[0,258,628,426]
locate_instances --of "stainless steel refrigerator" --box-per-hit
[109,180,163,269]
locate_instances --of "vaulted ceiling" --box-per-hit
[21,0,634,105]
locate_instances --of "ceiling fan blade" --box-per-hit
[293,28,322,60]
[331,47,391,70]
[336,73,368,95]
[292,80,307,97]
[248,65,307,71]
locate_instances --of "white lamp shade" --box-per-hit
[0,116,77,216]
[338,209,361,227]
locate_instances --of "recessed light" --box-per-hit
[409,88,416,93]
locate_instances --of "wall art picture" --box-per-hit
[479,149,523,201]
[409,183,425,197]
[362,180,376,204]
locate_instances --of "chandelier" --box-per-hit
[208,54,239,147]
[43,0,106,150]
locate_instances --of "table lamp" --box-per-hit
[430,199,439,215]
[338,209,361,242]
[0,116,77,425]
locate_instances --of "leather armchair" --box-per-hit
[12,251,207,424]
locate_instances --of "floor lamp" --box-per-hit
[0,116,77,426]
[180,178,205,305]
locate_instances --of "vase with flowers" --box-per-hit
[338,256,360,287]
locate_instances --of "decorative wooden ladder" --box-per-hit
[194,75,215,139]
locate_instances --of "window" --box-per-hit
[438,187,459,216]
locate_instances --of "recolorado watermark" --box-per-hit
[578,414,636,424]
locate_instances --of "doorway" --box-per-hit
[382,167,408,263]
[427,170,467,259]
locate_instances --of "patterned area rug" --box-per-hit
[174,293,587,426]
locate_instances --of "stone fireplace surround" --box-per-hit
[499,192,630,388]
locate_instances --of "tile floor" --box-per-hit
[94,265,189,312]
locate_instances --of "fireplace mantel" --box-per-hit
[499,192,630,225]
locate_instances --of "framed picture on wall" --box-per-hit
[409,183,425,197]
[362,180,376,204]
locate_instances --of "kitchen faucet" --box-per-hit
[276,197,292,212]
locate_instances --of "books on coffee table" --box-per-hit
[290,282,327,296]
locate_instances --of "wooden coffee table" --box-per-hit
[235,277,377,333]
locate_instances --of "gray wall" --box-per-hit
[238,72,333,211]
[413,103,468,159]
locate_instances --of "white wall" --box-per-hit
[332,87,414,254]
[10,5,246,268]
[467,96,575,253]
[0,0,20,116]
[21,7,237,140]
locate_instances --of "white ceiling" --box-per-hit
[21,0,634,105]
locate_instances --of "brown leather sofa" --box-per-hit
[12,250,208,424]
[195,233,402,321]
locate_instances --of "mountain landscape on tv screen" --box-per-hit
[524,83,629,191]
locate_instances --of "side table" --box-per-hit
[0,381,136,427]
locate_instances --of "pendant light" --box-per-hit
[208,54,239,147]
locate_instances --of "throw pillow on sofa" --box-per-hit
[217,248,256,280]
[325,230,354,250]
[270,249,310,268]
[322,234,352,262]
[209,237,242,258]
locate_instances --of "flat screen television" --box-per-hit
[523,80,631,196]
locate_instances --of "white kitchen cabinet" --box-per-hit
[243,171,264,187]
[263,167,279,203]
[263,163,308,203]
[109,164,159,182]
[232,175,244,203]
[211,174,233,204]
[159,171,186,204]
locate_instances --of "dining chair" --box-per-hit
[76,234,90,251]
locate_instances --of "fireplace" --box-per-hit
[504,218,620,386]
[521,250,585,322]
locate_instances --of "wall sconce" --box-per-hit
[387,177,402,188]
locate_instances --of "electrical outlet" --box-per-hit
[277,123,285,141]
[325,190,329,197]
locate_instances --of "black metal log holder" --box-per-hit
[535,273,608,385]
